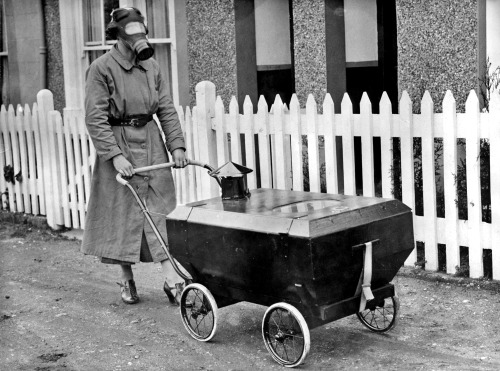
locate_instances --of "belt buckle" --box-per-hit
[129,118,139,127]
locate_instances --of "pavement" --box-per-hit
[1,220,500,370]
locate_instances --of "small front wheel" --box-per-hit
[180,283,218,342]
[356,295,399,333]
[262,303,310,368]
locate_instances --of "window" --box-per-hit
[81,0,178,104]
[0,0,8,106]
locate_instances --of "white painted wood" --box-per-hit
[24,105,37,215]
[8,106,22,212]
[490,92,500,280]
[341,93,356,195]
[290,94,304,191]
[243,96,257,189]
[63,113,79,229]
[399,91,417,265]
[70,111,85,229]
[214,96,229,168]
[191,107,202,201]
[184,107,197,203]
[31,103,46,215]
[0,105,6,210]
[37,90,56,227]
[229,96,242,165]
[257,96,272,188]
[17,105,30,214]
[465,90,483,278]
[0,105,14,211]
[306,95,320,193]
[47,109,63,226]
[379,92,393,199]
[195,81,219,199]
[421,91,438,271]
[360,93,375,197]
[52,111,70,228]
[273,95,287,190]
[177,106,188,205]
[323,94,338,194]
[442,91,459,274]
[59,0,85,109]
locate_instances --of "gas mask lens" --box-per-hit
[124,22,147,35]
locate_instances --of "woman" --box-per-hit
[81,7,188,305]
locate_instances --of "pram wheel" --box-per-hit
[262,302,310,368]
[180,283,218,342]
[356,295,399,333]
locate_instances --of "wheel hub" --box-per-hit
[274,329,295,343]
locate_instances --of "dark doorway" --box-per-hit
[254,0,295,108]
[345,0,398,113]
[257,67,294,107]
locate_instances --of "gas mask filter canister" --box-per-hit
[112,7,154,61]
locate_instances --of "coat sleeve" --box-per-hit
[155,67,186,153]
[85,62,122,161]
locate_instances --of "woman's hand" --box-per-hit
[112,154,134,177]
[172,148,188,168]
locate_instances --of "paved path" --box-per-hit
[1,222,500,370]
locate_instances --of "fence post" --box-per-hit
[17,105,30,214]
[400,91,416,266]
[442,91,459,274]
[195,81,219,199]
[24,104,38,215]
[243,96,257,189]
[360,93,375,197]
[184,107,197,203]
[490,92,500,280]
[7,105,22,212]
[465,90,483,278]
[421,91,438,271]
[1,105,15,212]
[290,94,304,192]
[229,96,242,164]
[214,96,229,167]
[341,93,355,195]
[257,96,272,188]
[273,95,287,190]
[306,95,320,193]
[379,92,393,199]
[37,89,62,229]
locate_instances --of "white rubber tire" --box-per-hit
[180,283,218,342]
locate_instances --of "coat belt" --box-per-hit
[108,115,153,127]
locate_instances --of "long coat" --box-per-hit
[81,45,185,263]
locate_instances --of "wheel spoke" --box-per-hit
[357,296,398,332]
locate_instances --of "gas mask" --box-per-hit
[112,7,154,61]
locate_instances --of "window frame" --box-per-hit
[81,0,179,106]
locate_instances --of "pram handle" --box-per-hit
[114,158,218,283]
[116,159,218,185]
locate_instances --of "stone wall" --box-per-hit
[186,0,237,107]
[396,0,478,112]
[291,0,327,105]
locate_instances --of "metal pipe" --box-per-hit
[39,0,47,89]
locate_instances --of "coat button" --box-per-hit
[144,177,149,182]
[141,144,146,149]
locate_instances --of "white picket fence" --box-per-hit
[1,82,500,280]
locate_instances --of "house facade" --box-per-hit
[0,0,499,114]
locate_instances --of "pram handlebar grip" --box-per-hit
[115,159,217,185]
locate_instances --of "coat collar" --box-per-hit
[110,45,149,71]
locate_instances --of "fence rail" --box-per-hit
[1,83,499,280]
